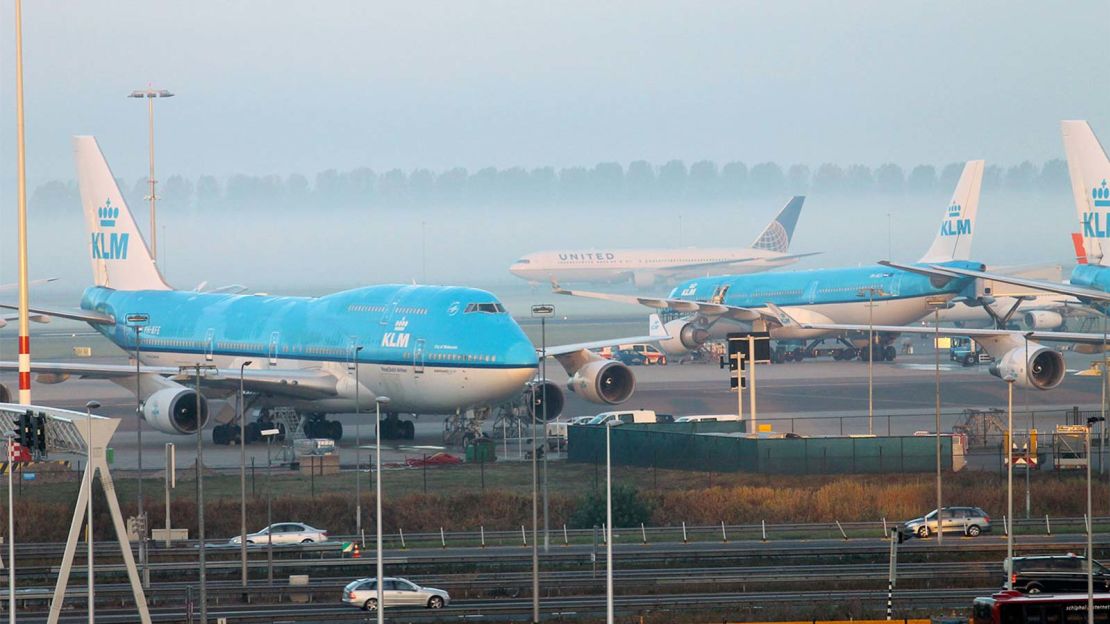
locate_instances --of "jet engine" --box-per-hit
[1023,310,1065,330]
[566,359,635,405]
[143,386,209,434]
[525,380,565,422]
[658,319,709,355]
[989,344,1065,390]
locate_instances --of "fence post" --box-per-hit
[882,517,888,538]
[721,520,728,543]
[1003,515,1008,537]
[521,525,527,546]
[836,520,848,540]
[480,525,486,549]
[641,522,647,545]
[563,524,569,547]
[398,528,406,550]
[681,521,688,544]
[1045,514,1051,536]
[440,527,446,549]
[761,520,767,542]
[602,523,607,544]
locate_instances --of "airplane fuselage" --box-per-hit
[510,247,800,286]
[80,284,539,414]
[668,261,980,339]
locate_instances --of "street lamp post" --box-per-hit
[127,87,174,263]
[259,427,280,585]
[605,421,615,624]
[192,365,208,624]
[530,303,554,622]
[354,345,364,541]
[84,400,100,624]
[1088,416,1105,623]
[857,287,886,435]
[375,396,391,624]
[926,298,950,546]
[1005,374,1016,588]
[238,360,253,593]
[6,433,14,624]
[125,313,150,588]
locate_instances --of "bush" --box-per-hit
[569,484,652,529]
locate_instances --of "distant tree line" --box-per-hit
[29,158,1070,213]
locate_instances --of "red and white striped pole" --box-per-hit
[14,0,32,406]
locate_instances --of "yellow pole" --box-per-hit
[15,0,32,405]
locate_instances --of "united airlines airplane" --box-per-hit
[0,137,667,442]
[510,196,815,288]
[556,161,1014,367]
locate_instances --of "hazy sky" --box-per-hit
[1,0,1108,184]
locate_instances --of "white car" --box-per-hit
[343,577,450,611]
[229,522,328,545]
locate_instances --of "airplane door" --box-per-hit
[413,338,425,374]
[268,331,280,366]
[803,281,819,304]
[710,284,730,304]
[888,274,902,298]
[204,328,215,362]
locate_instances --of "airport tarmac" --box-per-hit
[1,331,1104,471]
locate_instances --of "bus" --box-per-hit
[973,589,1110,623]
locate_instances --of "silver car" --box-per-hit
[343,577,450,611]
[228,522,328,545]
[902,506,992,538]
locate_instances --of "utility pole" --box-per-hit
[127,87,174,261]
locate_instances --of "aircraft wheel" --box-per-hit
[402,420,416,440]
[884,345,897,361]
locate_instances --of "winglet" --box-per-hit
[648,313,668,338]
[550,278,571,295]
[763,302,799,328]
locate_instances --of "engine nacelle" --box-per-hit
[1024,310,1065,330]
[566,360,635,405]
[631,272,655,288]
[658,319,709,355]
[143,387,209,434]
[989,345,1065,390]
[525,380,565,422]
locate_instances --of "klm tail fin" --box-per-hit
[751,196,805,253]
[1062,121,1110,266]
[73,136,171,291]
[917,160,984,263]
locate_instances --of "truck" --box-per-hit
[949,336,993,366]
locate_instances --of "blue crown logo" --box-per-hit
[1094,180,1110,207]
[947,203,961,218]
[97,199,119,227]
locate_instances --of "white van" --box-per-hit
[674,414,742,423]
[586,410,673,426]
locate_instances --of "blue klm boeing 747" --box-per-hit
[0,137,666,442]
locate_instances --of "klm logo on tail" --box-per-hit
[939,203,971,237]
[91,199,129,260]
[1082,181,1110,238]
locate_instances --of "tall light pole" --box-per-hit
[1005,374,1016,588]
[127,87,174,263]
[926,298,949,546]
[605,421,615,624]
[858,287,886,435]
[126,313,149,589]
[259,427,280,585]
[1088,416,1104,624]
[354,345,364,541]
[14,0,32,405]
[192,365,208,624]
[530,303,554,621]
[375,396,391,624]
[84,400,100,624]
[7,433,15,624]
[238,360,253,592]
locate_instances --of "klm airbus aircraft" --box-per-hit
[0,137,665,442]
[554,159,1078,391]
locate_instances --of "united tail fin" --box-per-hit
[917,160,984,263]
[1062,121,1110,266]
[751,196,805,253]
[73,136,171,291]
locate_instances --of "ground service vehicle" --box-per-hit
[951,336,993,366]
[674,414,742,423]
[586,410,673,425]
[229,522,328,545]
[343,577,450,611]
[972,589,1110,623]
[902,506,991,538]
[1006,555,1110,594]
[601,344,667,365]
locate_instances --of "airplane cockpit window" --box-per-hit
[464,302,507,314]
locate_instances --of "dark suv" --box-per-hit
[1008,555,1110,594]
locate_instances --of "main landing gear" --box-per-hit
[379,412,415,440]
[211,409,345,444]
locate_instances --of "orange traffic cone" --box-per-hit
[352,544,361,558]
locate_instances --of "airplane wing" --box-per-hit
[923,264,1110,302]
[877,260,964,280]
[552,283,762,322]
[0,303,115,325]
[663,251,821,273]
[785,321,1110,346]
[544,313,669,357]
[0,361,341,400]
